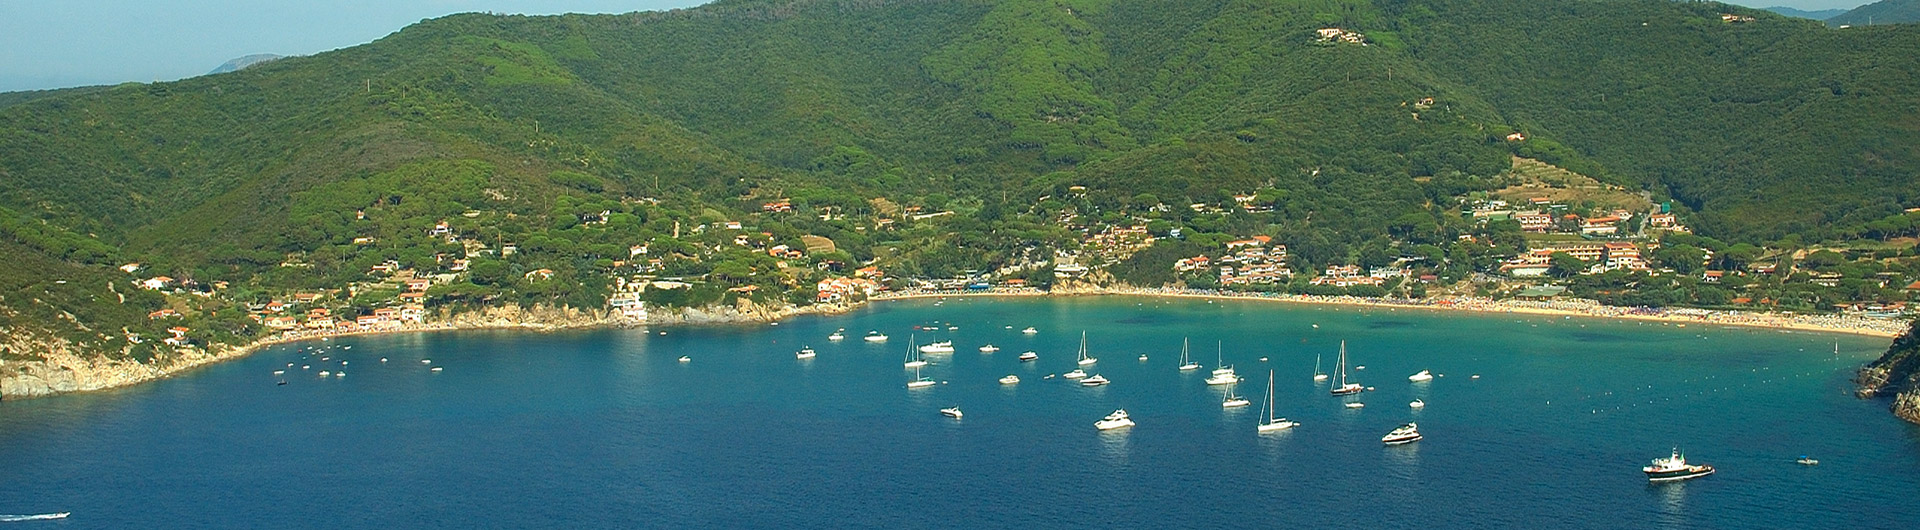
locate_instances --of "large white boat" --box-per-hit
[1206,372,1241,386]
[1177,338,1201,371]
[1018,351,1039,362]
[1222,379,1251,408]
[1408,370,1434,382]
[941,407,963,418]
[1075,330,1097,365]
[1256,370,1298,432]
[1080,374,1110,387]
[828,329,845,341]
[920,340,956,354]
[1329,341,1363,395]
[1063,369,1089,379]
[907,365,936,389]
[979,344,1000,353]
[1644,449,1715,482]
[999,375,1021,385]
[904,335,929,368]
[1382,423,1422,445]
[1095,409,1135,430]
[795,347,816,359]
[865,331,889,342]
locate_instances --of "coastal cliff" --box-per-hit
[1856,320,1920,424]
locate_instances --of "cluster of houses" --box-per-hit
[1308,265,1399,288]
[1315,28,1368,45]
[1175,236,1295,286]
[817,266,885,303]
[1500,242,1649,276]
[1080,224,1155,264]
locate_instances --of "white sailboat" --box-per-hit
[1177,338,1201,371]
[904,335,929,368]
[1075,330,1097,365]
[1222,379,1251,408]
[1257,370,1299,432]
[1313,352,1328,382]
[1211,342,1234,376]
[907,365,935,388]
[1329,340,1362,395]
[1205,342,1240,385]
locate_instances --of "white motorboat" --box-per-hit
[999,375,1021,385]
[1329,341,1363,395]
[865,331,889,342]
[1409,399,1426,408]
[1344,402,1365,409]
[1095,409,1135,430]
[1177,338,1200,371]
[828,329,846,341]
[920,341,956,354]
[1075,331,1097,365]
[421,359,431,364]
[273,370,285,376]
[1408,370,1433,382]
[1022,327,1038,334]
[1222,379,1251,408]
[318,370,331,377]
[1256,370,1298,432]
[796,347,816,359]
[1080,374,1109,386]
[941,407,963,418]
[1018,351,1038,362]
[1644,448,1714,482]
[1063,369,1089,379]
[678,356,691,363]
[979,344,1000,353]
[1205,372,1241,385]
[1139,354,1149,361]
[431,367,443,372]
[947,325,959,331]
[1382,423,1422,445]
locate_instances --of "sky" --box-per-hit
[0,0,1876,93]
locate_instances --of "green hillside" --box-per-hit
[1,0,1918,362]
[1828,0,1920,26]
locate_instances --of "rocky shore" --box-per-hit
[1856,320,1920,424]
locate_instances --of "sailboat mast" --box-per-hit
[1337,340,1347,386]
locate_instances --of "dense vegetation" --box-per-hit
[0,0,1916,361]
[1828,0,1920,26]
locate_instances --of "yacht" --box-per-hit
[1080,374,1110,387]
[999,375,1021,385]
[979,344,1000,353]
[904,336,929,368]
[1177,338,1201,371]
[941,407,963,419]
[678,356,691,363]
[828,329,846,341]
[1095,409,1135,430]
[1409,399,1426,408]
[1019,351,1039,362]
[1329,341,1363,395]
[1313,352,1328,382]
[1022,327,1038,334]
[865,331,889,342]
[1206,371,1242,385]
[1644,449,1715,482]
[907,365,936,388]
[920,340,956,354]
[1408,370,1434,382]
[796,347,816,359]
[1256,371,1299,433]
[1075,331,1097,365]
[1063,369,1089,379]
[1222,380,1251,408]
[1382,423,1422,445]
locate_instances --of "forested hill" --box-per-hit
[0,0,1917,364]
[1827,0,1920,26]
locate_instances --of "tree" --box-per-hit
[1548,252,1589,278]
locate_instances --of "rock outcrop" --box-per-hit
[1856,320,1920,424]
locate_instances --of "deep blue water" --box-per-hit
[3,296,1918,528]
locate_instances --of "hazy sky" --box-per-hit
[0,0,1874,93]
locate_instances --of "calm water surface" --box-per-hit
[3,296,1917,528]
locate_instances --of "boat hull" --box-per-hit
[1645,466,1715,482]
[1257,421,1298,433]
[1383,434,1422,445]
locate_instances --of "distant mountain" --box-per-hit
[1761,6,1848,19]
[207,53,285,74]
[1829,0,1920,25]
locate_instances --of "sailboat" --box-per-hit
[1177,338,1201,371]
[904,335,929,368]
[1257,370,1299,433]
[906,365,935,388]
[1329,340,1362,395]
[1076,330,1098,366]
[1222,379,1251,408]
[1206,342,1240,385]
[1313,352,1328,382]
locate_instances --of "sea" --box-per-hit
[2,296,1916,528]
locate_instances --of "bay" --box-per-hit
[2,296,1917,528]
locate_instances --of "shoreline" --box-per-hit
[4,287,1902,401]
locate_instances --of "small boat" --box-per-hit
[907,365,936,388]
[1408,370,1433,382]
[1797,455,1819,466]
[276,380,287,386]
[1022,327,1038,334]
[1409,399,1426,408]
[341,361,349,365]
[0,513,69,521]
[1177,338,1201,371]
[335,372,345,378]
[678,356,691,362]
[318,370,331,377]
[1095,409,1135,430]
[421,359,432,364]
[1345,402,1365,409]
[1355,365,1366,370]
[1074,331,1097,365]
[380,358,388,363]
[1018,351,1038,362]
[919,341,956,354]
[828,329,846,341]
[1382,423,1422,445]
[1080,374,1110,386]
[1138,353,1149,361]
[796,347,816,359]
[947,325,959,331]
[941,407,963,419]
[1063,369,1089,379]
[904,335,930,367]
[1222,379,1251,408]
[430,367,443,372]
[1329,341,1363,395]
[302,365,310,370]
[979,344,1000,353]
[999,375,1021,385]
[864,331,889,342]
[1256,371,1298,432]
[273,370,285,376]
[1471,374,1481,379]
[1644,449,1714,482]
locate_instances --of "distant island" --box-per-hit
[207,53,284,74]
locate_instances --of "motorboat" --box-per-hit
[678,356,691,363]
[1409,399,1426,408]
[864,331,889,342]
[1022,327,1038,334]
[920,341,956,354]
[1205,372,1241,385]
[1382,423,1422,445]
[828,329,846,341]
[979,344,1000,353]
[1644,449,1715,482]
[1063,369,1089,379]
[796,347,816,359]
[430,367,443,372]
[999,375,1020,385]
[1139,354,1149,361]
[1797,455,1819,466]
[1080,374,1109,386]
[1408,370,1434,382]
[1095,409,1135,430]
[1019,351,1038,362]
[1344,402,1365,409]
[941,407,963,419]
